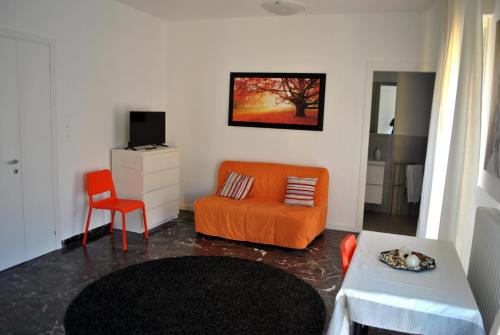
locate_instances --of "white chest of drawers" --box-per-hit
[111,147,180,233]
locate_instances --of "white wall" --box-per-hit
[166,12,441,231]
[0,0,167,240]
[421,1,447,63]
[0,0,447,239]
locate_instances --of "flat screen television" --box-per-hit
[128,111,165,148]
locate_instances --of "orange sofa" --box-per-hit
[194,161,329,249]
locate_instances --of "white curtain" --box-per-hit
[418,0,466,239]
[418,0,483,270]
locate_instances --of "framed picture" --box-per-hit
[228,72,326,131]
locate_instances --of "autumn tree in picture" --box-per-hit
[229,73,325,130]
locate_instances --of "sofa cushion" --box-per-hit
[218,171,254,200]
[284,176,318,207]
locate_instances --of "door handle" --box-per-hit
[7,159,19,165]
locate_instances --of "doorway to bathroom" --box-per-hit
[363,71,436,236]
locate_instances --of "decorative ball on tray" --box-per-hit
[380,246,436,272]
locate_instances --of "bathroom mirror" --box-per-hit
[370,82,397,135]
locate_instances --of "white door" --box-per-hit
[0,35,56,271]
[0,36,26,271]
[17,39,56,259]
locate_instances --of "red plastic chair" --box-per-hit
[82,169,148,251]
[340,234,357,276]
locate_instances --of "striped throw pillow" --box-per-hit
[284,176,318,207]
[218,171,254,200]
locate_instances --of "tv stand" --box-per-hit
[157,143,168,148]
[124,146,138,151]
[111,147,180,233]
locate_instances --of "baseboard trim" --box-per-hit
[62,211,194,249]
[327,224,359,233]
[62,223,111,249]
[180,202,194,211]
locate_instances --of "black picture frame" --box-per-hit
[228,72,326,131]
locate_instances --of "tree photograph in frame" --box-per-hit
[485,21,500,178]
[228,72,326,131]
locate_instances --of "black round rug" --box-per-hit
[64,256,325,335]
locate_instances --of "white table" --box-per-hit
[327,231,485,335]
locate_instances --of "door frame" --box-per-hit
[355,61,437,232]
[0,27,61,249]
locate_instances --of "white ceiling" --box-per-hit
[115,0,442,21]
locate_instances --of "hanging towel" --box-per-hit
[406,164,424,203]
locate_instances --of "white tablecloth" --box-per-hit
[327,231,485,335]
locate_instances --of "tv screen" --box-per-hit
[129,111,165,147]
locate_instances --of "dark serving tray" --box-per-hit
[380,249,436,272]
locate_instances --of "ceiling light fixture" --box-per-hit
[262,0,306,16]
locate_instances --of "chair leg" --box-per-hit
[142,206,148,240]
[121,211,127,251]
[82,207,93,247]
[110,210,115,233]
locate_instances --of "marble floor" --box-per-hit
[0,211,407,335]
